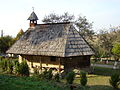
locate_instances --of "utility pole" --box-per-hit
[1,30,3,37]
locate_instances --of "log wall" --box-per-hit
[19,55,91,72]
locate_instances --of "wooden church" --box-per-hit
[7,11,94,73]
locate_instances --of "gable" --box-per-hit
[65,25,94,57]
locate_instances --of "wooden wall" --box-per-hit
[61,56,91,72]
[19,55,91,72]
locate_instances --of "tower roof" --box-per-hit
[27,11,38,20]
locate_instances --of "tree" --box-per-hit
[14,29,24,41]
[98,30,113,57]
[42,12,94,39]
[109,73,120,89]
[0,35,15,54]
[66,71,75,84]
[15,60,29,76]
[75,16,94,39]
[112,43,120,59]
[42,12,75,23]
[80,71,87,86]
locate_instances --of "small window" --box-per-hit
[50,56,56,62]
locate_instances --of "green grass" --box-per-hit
[73,66,120,90]
[0,74,114,90]
[0,63,120,90]
[93,66,120,76]
[0,74,69,90]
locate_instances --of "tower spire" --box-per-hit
[28,8,38,28]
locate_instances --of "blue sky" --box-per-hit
[0,0,120,36]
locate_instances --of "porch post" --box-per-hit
[19,55,23,63]
[58,58,61,73]
[40,57,42,72]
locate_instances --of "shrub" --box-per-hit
[45,69,53,80]
[54,73,60,82]
[14,60,29,76]
[109,73,120,89]
[13,59,19,66]
[0,56,3,61]
[0,59,8,71]
[33,66,39,76]
[66,71,75,84]
[39,68,53,80]
[80,71,87,86]
[14,61,20,75]
[19,60,29,76]
[7,60,13,74]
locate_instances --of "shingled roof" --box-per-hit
[27,11,38,20]
[7,22,94,57]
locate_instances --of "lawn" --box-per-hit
[0,74,69,90]
[73,67,120,90]
[0,66,120,90]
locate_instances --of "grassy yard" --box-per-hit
[0,66,120,90]
[71,66,120,90]
[0,74,114,90]
[0,74,69,90]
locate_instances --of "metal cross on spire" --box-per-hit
[32,7,34,12]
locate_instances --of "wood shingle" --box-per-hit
[7,22,94,57]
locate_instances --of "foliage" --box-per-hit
[0,59,8,71]
[80,71,87,86]
[0,29,24,54]
[93,66,120,76]
[14,29,24,41]
[90,27,120,58]
[42,12,94,39]
[0,74,69,90]
[19,60,29,76]
[54,73,60,82]
[13,59,19,66]
[66,71,75,84]
[0,56,3,60]
[0,35,15,53]
[42,12,75,23]
[33,66,39,76]
[15,60,29,76]
[39,68,53,80]
[7,60,14,74]
[14,61,20,75]
[112,43,120,59]
[75,16,94,39]
[92,30,113,58]
[46,69,53,80]
[109,73,120,89]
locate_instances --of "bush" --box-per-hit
[13,59,19,66]
[39,68,53,80]
[66,71,75,84]
[33,66,39,76]
[7,60,13,74]
[19,60,29,76]
[41,68,48,79]
[54,73,60,82]
[0,59,8,71]
[0,56,3,61]
[14,60,29,76]
[109,73,120,89]
[80,71,87,86]
[14,61,20,75]
[45,69,53,80]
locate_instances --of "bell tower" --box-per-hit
[27,9,38,28]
